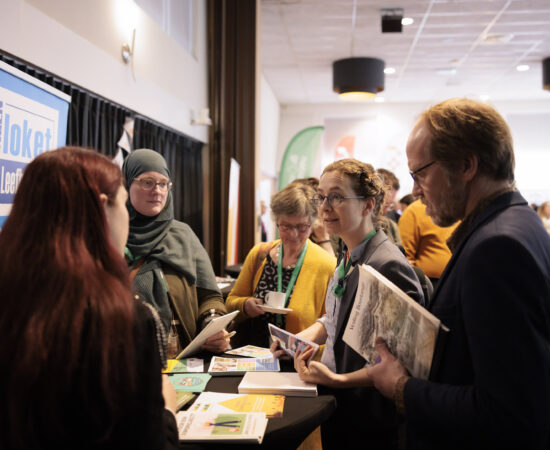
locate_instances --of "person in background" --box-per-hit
[368,98,550,449]
[399,193,415,215]
[377,168,403,248]
[398,198,459,289]
[123,149,228,359]
[226,182,336,348]
[289,177,339,256]
[287,159,423,450]
[259,200,268,242]
[537,201,550,233]
[0,147,178,450]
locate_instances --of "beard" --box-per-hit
[423,173,467,227]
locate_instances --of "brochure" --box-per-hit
[169,373,212,393]
[190,391,285,418]
[176,411,268,443]
[343,264,449,380]
[176,391,196,411]
[225,345,273,359]
[176,310,239,359]
[163,358,203,374]
[268,323,319,363]
[208,356,280,375]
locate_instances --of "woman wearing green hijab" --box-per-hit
[123,149,228,358]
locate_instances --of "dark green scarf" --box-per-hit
[123,149,219,330]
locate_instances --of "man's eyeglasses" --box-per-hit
[133,177,173,192]
[277,222,311,233]
[409,160,436,185]
[312,193,365,207]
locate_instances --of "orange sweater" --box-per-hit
[398,200,459,278]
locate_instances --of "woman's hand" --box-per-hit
[244,297,265,317]
[294,345,340,386]
[162,374,177,414]
[270,339,291,360]
[201,329,230,353]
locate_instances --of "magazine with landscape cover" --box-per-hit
[176,411,268,443]
[343,264,449,380]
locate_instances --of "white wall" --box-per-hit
[0,0,209,142]
[257,73,280,240]
[277,99,550,204]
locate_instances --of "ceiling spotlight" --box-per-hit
[480,94,490,101]
[543,57,550,91]
[381,8,404,33]
[401,17,414,26]
[374,97,385,103]
[516,64,530,72]
[333,57,385,101]
[384,67,396,75]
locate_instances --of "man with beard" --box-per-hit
[367,98,550,450]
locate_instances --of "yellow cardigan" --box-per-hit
[226,239,336,334]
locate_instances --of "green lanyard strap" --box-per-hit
[277,240,308,307]
[332,229,376,298]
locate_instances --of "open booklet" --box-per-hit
[176,310,239,359]
[176,411,268,444]
[267,323,319,363]
[343,264,449,380]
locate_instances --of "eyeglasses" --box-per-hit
[409,160,436,185]
[312,193,365,207]
[133,177,173,192]
[277,222,311,233]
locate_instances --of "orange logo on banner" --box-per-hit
[334,136,355,159]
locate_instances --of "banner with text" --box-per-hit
[0,61,70,226]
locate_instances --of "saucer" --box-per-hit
[259,304,293,314]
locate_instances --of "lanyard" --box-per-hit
[332,229,376,298]
[277,240,308,307]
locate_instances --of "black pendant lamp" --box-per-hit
[333,57,385,101]
[543,57,550,91]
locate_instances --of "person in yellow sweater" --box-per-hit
[398,199,459,286]
[226,183,336,348]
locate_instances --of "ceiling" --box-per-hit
[261,0,550,105]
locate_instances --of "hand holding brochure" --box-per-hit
[176,310,239,359]
[343,264,448,380]
[268,323,319,363]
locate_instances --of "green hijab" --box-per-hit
[123,149,219,330]
[123,149,173,258]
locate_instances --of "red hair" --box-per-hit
[0,147,135,448]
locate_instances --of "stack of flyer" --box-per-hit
[176,411,268,444]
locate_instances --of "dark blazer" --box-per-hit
[404,191,550,450]
[321,230,423,450]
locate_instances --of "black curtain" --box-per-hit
[0,52,204,238]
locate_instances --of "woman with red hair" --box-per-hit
[0,147,178,449]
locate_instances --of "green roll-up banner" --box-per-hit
[278,126,324,190]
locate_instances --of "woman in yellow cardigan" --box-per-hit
[226,183,336,348]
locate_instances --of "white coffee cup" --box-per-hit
[265,291,286,309]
